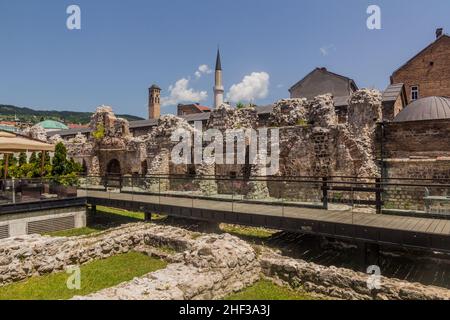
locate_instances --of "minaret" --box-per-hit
[213,49,224,108]
[148,84,161,119]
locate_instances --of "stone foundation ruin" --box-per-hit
[1,223,449,300]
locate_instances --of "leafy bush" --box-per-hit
[18,153,27,166]
[296,119,308,127]
[236,102,245,109]
[58,172,80,187]
[92,124,105,140]
[2,143,82,180]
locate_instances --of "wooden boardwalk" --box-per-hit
[83,190,450,252]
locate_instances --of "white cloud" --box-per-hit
[161,78,208,107]
[199,64,212,74]
[320,44,336,56]
[195,64,213,79]
[227,72,270,103]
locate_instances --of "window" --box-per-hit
[411,86,419,101]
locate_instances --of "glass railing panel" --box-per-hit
[191,176,233,212]
[280,178,323,219]
[229,176,282,217]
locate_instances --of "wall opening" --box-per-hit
[106,159,121,175]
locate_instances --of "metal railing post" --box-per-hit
[191,176,194,210]
[158,176,161,205]
[231,176,234,213]
[131,175,134,201]
[12,177,15,204]
[322,177,328,210]
[375,178,382,214]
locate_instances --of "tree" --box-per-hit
[236,102,245,109]
[38,151,51,166]
[18,152,27,166]
[8,155,17,167]
[52,142,69,176]
[67,158,83,175]
[29,152,38,166]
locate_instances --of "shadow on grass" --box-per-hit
[46,207,148,237]
[87,208,144,231]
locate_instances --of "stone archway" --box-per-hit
[106,159,121,175]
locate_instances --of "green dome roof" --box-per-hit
[37,120,69,130]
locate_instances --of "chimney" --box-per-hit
[436,28,443,39]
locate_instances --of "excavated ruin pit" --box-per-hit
[1,221,450,300]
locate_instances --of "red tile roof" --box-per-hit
[68,124,89,129]
[196,105,211,112]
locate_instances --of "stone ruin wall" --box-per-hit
[58,106,148,179]
[381,120,450,211]
[383,160,450,211]
[268,90,382,202]
[47,90,384,201]
[50,89,450,209]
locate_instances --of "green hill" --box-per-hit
[0,104,144,124]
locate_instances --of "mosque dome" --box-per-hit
[36,120,69,130]
[394,96,450,122]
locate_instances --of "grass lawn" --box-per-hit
[46,206,275,243]
[225,280,319,300]
[220,224,277,242]
[0,252,167,300]
[46,227,100,237]
[45,206,167,238]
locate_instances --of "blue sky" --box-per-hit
[0,0,449,118]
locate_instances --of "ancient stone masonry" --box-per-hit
[207,103,259,132]
[269,98,309,127]
[196,163,218,196]
[74,234,260,300]
[1,223,449,300]
[54,90,383,200]
[0,223,194,287]
[22,124,48,142]
[348,89,383,131]
[48,134,63,145]
[2,220,450,300]
[145,115,198,191]
[308,94,338,128]
[275,91,381,178]
[66,132,93,158]
[346,89,382,178]
[59,106,147,176]
[90,105,132,151]
[244,153,271,200]
[260,250,450,300]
